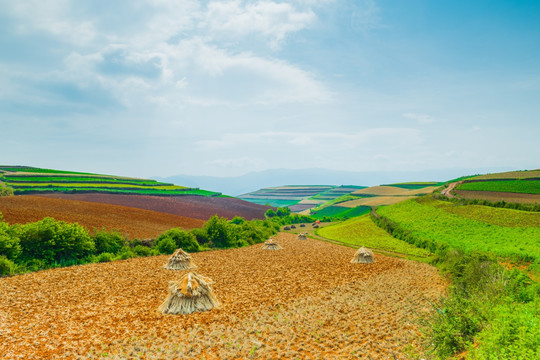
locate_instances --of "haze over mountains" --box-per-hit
[157,167,513,196]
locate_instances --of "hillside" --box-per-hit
[0,196,204,239]
[0,166,220,197]
[450,169,540,204]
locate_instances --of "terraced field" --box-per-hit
[0,195,204,239]
[352,186,437,196]
[318,215,432,259]
[377,197,540,264]
[457,180,540,194]
[0,233,445,359]
[0,166,218,197]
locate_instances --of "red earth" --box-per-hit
[35,193,270,220]
[0,196,204,239]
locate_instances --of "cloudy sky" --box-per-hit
[1,0,539,179]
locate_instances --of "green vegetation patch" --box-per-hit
[457,180,540,194]
[382,182,441,189]
[471,169,540,180]
[239,198,299,208]
[310,205,370,220]
[377,197,540,263]
[430,200,540,227]
[318,214,431,258]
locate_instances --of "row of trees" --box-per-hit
[0,214,279,276]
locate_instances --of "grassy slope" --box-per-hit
[377,196,540,264]
[317,214,432,258]
[0,166,218,197]
[457,180,540,194]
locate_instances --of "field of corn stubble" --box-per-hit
[0,233,446,359]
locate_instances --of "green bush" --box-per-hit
[0,255,17,276]
[114,246,136,260]
[190,228,209,245]
[18,217,95,265]
[0,218,21,260]
[93,230,125,254]
[97,252,114,263]
[133,245,156,257]
[156,228,200,252]
[155,236,177,254]
[204,215,235,248]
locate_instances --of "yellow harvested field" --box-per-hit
[352,186,437,196]
[1,233,445,359]
[471,169,540,180]
[298,199,326,205]
[339,195,417,207]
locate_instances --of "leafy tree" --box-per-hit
[265,209,276,218]
[0,183,14,196]
[155,236,177,254]
[204,215,234,248]
[18,217,95,265]
[93,229,125,254]
[156,228,200,252]
[0,215,21,260]
[190,227,209,245]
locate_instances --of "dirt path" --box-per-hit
[441,181,462,198]
[0,233,446,359]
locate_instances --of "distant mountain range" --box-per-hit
[156,167,512,196]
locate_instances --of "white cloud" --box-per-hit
[403,112,436,124]
[203,0,316,49]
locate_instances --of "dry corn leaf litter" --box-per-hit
[0,233,445,359]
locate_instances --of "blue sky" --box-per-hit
[1,0,539,179]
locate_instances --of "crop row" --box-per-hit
[376,197,540,262]
[13,187,219,196]
[317,214,432,258]
[310,205,370,219]
[3,176,167,186]
[8,182,185,190]
[457,180,540,194]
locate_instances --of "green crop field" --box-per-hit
[429,199,540,227]
[0,166,219,196]
[317,214,432,258]
[457,180,540,194]
[376,197,540,263]
[471,169,540,180]
[310,205,370,219]
[382,182,441,189]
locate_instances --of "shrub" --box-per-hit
[0,255,17,276]
[97,252,114,263]
[114,246,136,260]
[155,236,177,254]
[190,228,209,245]
[18,217,95,265]
[93,230,125,254]
[156,228,200,252]
[0,218,21,260]
[133,245,155,257]
[204,215,235,248]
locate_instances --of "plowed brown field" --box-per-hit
[0,196,204,239]
[0,233,446,359]
[36,193,270,220]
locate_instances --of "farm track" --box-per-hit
[0,196,204,239]
[0,233,446,359]
[454,189,540,204]
[35,193,269,220]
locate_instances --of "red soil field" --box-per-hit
[0,233,446,359]
[36,193,270,220]
[0,196,204,239]
[455,190,540,204]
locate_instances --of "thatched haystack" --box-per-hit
[297,232,307,240]
[351,247,374,264]
[159,272,220,315]
[283,226,291,230]
[163,248,196,270]
[262,238,283,250]
[291,225,296,229]
[300,224,306,227]
[313,224,319,228]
